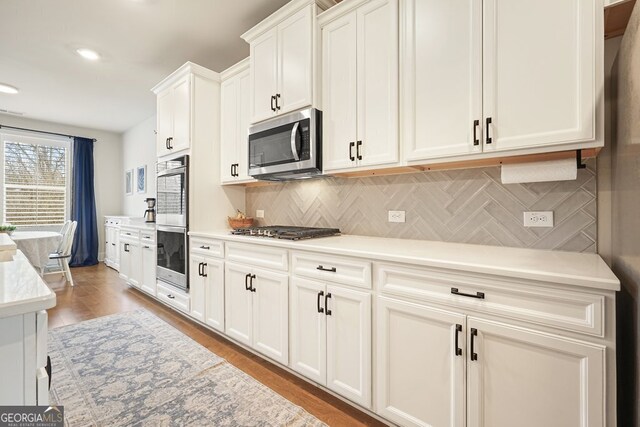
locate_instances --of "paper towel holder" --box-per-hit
[576,150,586,170]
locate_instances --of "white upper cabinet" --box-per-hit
[403,0,603,164]
[154,74,190,157]
[250,28,280,123]
[321,11,358,171]
[220,59,253,184]
[152,62,219,158]
[402,0,482,161]
[321,0,399,172]
[482,0,600,153]
[278,6,314,115]
[243,0,334,124]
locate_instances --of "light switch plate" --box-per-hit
[523,211,554,227]
[256,210,265,219]
[388,210,406,223]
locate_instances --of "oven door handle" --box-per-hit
[157,166,187,178]
[290,122,300,161]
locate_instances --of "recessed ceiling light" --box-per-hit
[0,83,19,94]
[76,48,100,61]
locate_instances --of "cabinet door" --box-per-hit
[356,0,399,168]
[467,317,605,427]
[326,285,371,408]
[204,258,225,332]
[236,70,252,182]
[104,227,112,262]
[156,88,173,156]
[252,267,289,365]
[224,262,253,346]
[113,232,120,267]
[402,0,482,161]
[189,255,206,322]
[119,241,131,281]
[141,244,157,296]
[322,11,358,172]
[127,242,141,288]
[171,75,191,152]
[290,277,326,385]
[376,297,466,427]
[278,5,313,115]
[250,28,279,123]
[220,77,238,183]
[483,0,597,152]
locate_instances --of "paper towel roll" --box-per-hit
[501,158,577,184]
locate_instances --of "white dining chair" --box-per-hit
[46,221,78,286]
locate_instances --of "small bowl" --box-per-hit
[228,217,254,230]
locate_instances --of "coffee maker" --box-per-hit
[144,198,156,223]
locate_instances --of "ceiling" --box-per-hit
[0,0,291,133]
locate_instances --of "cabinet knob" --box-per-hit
[485,117,492,144]
[356,140,363,160]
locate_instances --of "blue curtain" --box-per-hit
[70,137,98,266]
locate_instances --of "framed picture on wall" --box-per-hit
[136,165,147,193]
[125,169,133,195]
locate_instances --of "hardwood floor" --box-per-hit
[45,263,386,427]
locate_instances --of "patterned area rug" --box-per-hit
[49,310,325,426]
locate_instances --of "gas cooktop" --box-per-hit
[231,226,341,240]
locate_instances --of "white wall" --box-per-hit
[121,115,156,217]
[0,114,123,261]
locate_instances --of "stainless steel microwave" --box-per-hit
[248,108,322,181]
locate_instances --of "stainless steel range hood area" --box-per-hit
[248,108,323,181]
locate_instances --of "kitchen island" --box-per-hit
[0,247,56,405]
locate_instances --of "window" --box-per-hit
[1,133,71,226]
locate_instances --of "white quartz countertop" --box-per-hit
[189,231,620,291]
[0,250,56,318]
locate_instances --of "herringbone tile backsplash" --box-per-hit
[246,161,597,253]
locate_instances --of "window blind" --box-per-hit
[3,138,68,226]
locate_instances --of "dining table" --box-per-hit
[10,231,62,275]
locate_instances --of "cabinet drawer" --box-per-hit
[375,263,604,336]
[157,282,190,313]
[191,238,224,258]
[140,231,156,244]
[292,251,372,289]
[226,242,288,271]
[120,230,139,240]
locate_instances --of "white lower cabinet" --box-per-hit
[377,295,606,427]
[376,296,465,427]
[190,255,225,331]
[140,243,157,296]
[118,240,132,282]
[0,310,49,405]
[466,317,605,427]
[290,277,372,408]
[189,256,207,322]
[126,242,141,288]
[225,262,289,365]
[204,259,225,332]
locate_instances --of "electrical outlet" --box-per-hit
[256,210,264,219]
[523,211,554,227]
[388,210,406,223]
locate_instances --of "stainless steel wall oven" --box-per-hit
[156,155,189,291]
